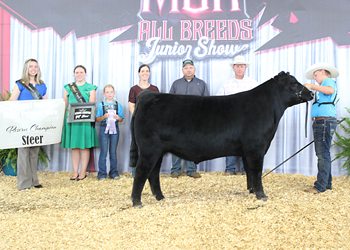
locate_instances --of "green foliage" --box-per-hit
[333,107,350,175]
[0,148,18,171]
[0,90,11,101]
[0,147,50,172]
[38,147,50,169]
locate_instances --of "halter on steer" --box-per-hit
[286,84,314,138]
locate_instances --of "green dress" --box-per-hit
[61,83,99,149]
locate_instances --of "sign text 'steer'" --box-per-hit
[22,135,44,146]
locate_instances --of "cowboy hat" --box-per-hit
[305,62,339,80]
[230,56,250,67]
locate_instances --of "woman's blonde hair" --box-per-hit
[103,84,115,92]
[20,59,43,85]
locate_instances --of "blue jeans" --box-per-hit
[225,156,244,174]
[98,124,120,179]
[171,155,197,176]
[313,118,337,192]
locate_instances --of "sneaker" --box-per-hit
[98,178,107,181]
[224,172,233,176]
[191,172,201,178]
[235,171,243,175]
[171,173,180,178]
[111,176,120,180]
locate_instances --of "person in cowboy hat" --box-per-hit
[304,62,339,194]
[169,59,210,179]
[217,55,259,176]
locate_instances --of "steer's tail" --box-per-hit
[129,112,138,168]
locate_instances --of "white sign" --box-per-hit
[0,99,65,149]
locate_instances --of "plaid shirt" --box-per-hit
[216,76,259,96]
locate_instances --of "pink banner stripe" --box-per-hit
[0,7,10,94]
[0,8,2,88]
[2,7,10,93]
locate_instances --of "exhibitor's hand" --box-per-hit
[303,83,314,90]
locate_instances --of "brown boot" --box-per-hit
[170,173,179,178]
[191,172,201,178]
[304,188,319,194]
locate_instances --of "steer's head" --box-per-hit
[275,71,314,105]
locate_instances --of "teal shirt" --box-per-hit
[96,101,124,123]
[311,78,337,118]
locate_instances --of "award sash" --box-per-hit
[67,82,95,126]
[17,80,42,100]
[68,82,86,103]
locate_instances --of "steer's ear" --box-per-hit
[278,71,289,76]
[275,71,290,83]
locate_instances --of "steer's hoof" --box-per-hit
[256,192,268,201]
[257,196,268,201]
[133,204,143,209]
[154,194,165,201]
[132,201,143,208]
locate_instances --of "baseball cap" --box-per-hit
[182,59,194,67]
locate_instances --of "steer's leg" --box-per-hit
[131,154,158,208]
[245,155,267,201]
[242,157,254,194]
[148,156,165,201]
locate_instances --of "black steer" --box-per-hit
[130,71,313,207]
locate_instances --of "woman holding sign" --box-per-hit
[62,65,98,180]
[9,59,47,191]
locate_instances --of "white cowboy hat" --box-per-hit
[305,62,339,80]
[230,56,250,67]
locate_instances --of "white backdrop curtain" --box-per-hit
[8,8,350,177]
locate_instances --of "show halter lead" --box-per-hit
[263,118,346,178]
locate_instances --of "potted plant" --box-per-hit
[0,90,50,175]
[333,107,350,175]
[0,147,50,175]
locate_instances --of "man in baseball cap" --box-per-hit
[169,59,209,179]
[182,59,194,67]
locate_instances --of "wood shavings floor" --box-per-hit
[0,171,349,249]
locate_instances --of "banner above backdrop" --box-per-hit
[0,99,65,149]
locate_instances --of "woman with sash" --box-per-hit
[9,59,47,190]
[62,65,98,180]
